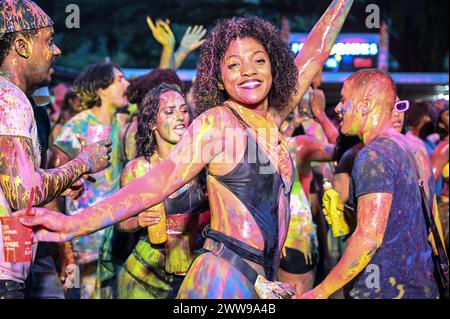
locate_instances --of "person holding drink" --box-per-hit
[115,83,209,299]
[22,0,353,298]
[0,0,112,299]
[49,62,130,299]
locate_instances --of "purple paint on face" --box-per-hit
[341,100,352,115]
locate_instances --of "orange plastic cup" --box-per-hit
[147,204,167,245]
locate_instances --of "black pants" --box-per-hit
[0,280,25,299]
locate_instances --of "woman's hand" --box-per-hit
[147,16,175,49]
[310,88,326,119]
[175,25,207,69]
[179,25,207,53]
[18,207,77,242]
[137,208,162,228]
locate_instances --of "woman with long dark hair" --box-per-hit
[115,83,209,298]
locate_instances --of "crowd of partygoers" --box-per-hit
[0,0,448,300]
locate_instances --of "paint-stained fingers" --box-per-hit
[138,216,161,228]
[139,210,161,218]
[159,19,174,37]
[13,208,31,217]
[75,134,87,148]
[19,210,49,227]
[198,27,207,38]
[137,209,162,227]
[100,138,113,148]
[146,16,157,33]
[81,174,96,183]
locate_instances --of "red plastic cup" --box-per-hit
[1,216,33,263]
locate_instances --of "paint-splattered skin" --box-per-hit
[117,154,210,298]
[273,0,353,127]
[277,131,334,292]
[0,135,90,210]
[24,0,353,234]
[1,27,60,98]
[301,192,392,299]
[300,68,442,298]
[288,135,334,177]
[25,104,292,298]
[23,0,354,298]
[115,158,153,231]
[0,78,110,212]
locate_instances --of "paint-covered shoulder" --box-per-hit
[0,78,31,113]
[354,143,382,166]
[121,157,151,186]
[196,105,241,130]
[65,109,94,126]
[0,79,33,137]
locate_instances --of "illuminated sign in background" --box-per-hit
[123,32,448,86]
[290,33,381,72]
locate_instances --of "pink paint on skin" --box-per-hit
[21,0,355,299]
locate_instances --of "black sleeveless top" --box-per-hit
[163,180,208,216]
[207,106,287,280]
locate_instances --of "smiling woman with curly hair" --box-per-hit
[194,15,298,117]
[24,1,353,299]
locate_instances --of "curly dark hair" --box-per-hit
[193,15,298,117]
[126,68,183,108]
[0,30,38,66]
[73,61,121,110]
[136,83,185,161]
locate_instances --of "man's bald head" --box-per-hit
[345,69,397,112]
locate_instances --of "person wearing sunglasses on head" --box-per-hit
[332,97,410,210]
[301,70,445,299]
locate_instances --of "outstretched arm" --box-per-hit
[310,88,339,144]
[292,135,334,177]
[0,136,111,210]
[299,193,391,299]
[273,0,353,126]
[22,107,233,242]
[147,17,176,69]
